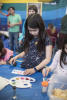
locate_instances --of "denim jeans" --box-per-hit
[9,32,19,51]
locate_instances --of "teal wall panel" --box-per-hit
[2,3,26,11]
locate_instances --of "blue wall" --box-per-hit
[42,7,66,30]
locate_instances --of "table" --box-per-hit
[0,63,50,100]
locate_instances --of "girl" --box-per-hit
[19,5,38,45]
[46,23,57,47]
[0,39,13,65]
[42,37,67,82]
[10,14,52,75]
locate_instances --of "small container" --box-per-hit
[47,74,67,100]
[41,81,48,93]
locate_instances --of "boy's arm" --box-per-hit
[0,11,7,16]
[14,15,22,26]
[14,20,22,26]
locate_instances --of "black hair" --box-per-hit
[0,39,4,52]
[0,39,6,57]
[60,37,67,68]
[28,5,38,13]
[9,7,15,11]
[23,14,47,54]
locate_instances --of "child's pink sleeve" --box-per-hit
[4,48,13,61]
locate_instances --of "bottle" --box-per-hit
[12,86,17,100]
[41,77,48,93]
[12,80,17,100]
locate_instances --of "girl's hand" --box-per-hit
[9,56,17,64]
[23,68,36,75]
[42,67,51,77]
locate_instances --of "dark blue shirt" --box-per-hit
[21,36,52,69]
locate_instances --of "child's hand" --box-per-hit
[9,57,17,65]
[23,68,36,75]
[42,67,51,77]
[9,24,15,27]
[0,60,6,65]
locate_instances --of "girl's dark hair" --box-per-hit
[60,37,67,68]
[0,39,6,57]
[28,5,38,13]
[23,14,47,53]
